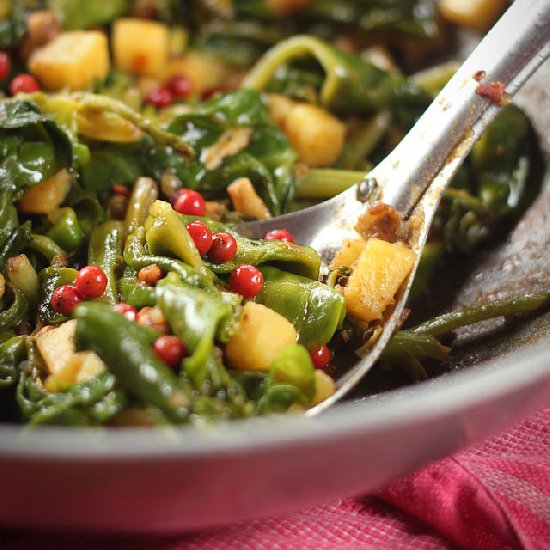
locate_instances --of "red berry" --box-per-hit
[10,73,40,95]
[310,345,331,370]
[186,220,213,255]
[75,265,108,299]
[208,232,237,263]
[173,188,206,216]
[168,74,193,99]
[264,229,294,243]
[113,303,138,321]
[51,284,83,315]
[229,264,264,299]
[144,87,173,109]
[153,335,187,368]
[0,51,11,81]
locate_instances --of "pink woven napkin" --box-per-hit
[2,406,549,549]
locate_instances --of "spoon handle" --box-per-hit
[376,0,550,217]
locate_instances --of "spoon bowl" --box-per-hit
[240,0,550,412]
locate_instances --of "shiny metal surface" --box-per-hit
[242,0,550,412]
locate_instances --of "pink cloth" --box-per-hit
[2,407,549,549]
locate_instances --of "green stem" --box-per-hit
[382,331,450,361]
[28,234,63,262]
[338,110,390,170]
[410,62,458,97]
[296,169,365,199]
[0,286,29,332]
[411,292,550,338]
[442,188,487,213]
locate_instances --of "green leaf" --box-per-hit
[268,344,315,400]
[0,3,26,49]
[256,266,345,348]
[302,0,439,37]
[157,283,232,389]
[0,286,29,333]
[74,302,191,424]
[167,90,297,215]
[145,201,203,269]
[244,35,427,116]
[48,0,130,29]
[0,336,27,388]
[123,227,213,288]
[0,100,74,197]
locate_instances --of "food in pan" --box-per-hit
[0,0,547,427]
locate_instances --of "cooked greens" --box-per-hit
[0,1,546,428]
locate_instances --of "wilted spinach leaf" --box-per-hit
[0,100,74,197]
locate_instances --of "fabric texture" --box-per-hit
[1,406,548,549]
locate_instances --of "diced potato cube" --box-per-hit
[439,0,506,32]
[38,321,106,391]
[164,51,228,93]
[266,94,295,127]
[113,19,168,77]
[45,351,106,392]
[310,370,336,407]
[283,103,345,167]
[345,238,416,323]
[75,352,106,383]
[44,352,82,392]
[36,319,78,375]
[19,169,72,215]
[225,302,297,372]
[329,238,366,270]
[227,177,271,220]
[29,31,109,91]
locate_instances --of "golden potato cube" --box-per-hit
[225,302,297,373]
[283,103,345,167]
[75,352,106,383]
[38,320,106,391]
[345,238,416,323]
[330,238,366,270]
[19,169,72,215]
[113,19,168,77]
[439,0,506,32]
[36,319,78,376]
[266,94,295,127]
[29,31,109,91]
[45,352,106,392]
[44,352,82,392]
[310,370,336,407]
[164,51,227,93]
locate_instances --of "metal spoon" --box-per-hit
[240,0,550,414]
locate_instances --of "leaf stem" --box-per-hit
[296,168,366,199]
